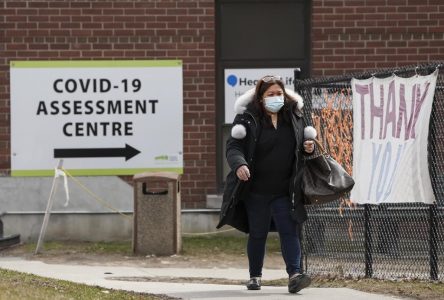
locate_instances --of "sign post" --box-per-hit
[35,160,63,254]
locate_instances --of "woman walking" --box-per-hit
[217,75,317,294]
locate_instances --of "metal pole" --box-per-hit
[294,67,307,273]
[293,68,302,93]
[294,67,301,80]
[0,214,3,238]
[299,223,305,273]
[35,160,63,254]
[364,204,373,278]
[429,204,438,280]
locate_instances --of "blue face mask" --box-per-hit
[264,96,284,113]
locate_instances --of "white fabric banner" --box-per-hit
[351,70,438,204]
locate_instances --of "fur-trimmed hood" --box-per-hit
[233,88,304,115]
[231,88,316,140]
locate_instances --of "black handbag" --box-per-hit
[302,140,355,205]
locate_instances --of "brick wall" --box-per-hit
[2,0,444,208]
[311,0,444,76]
[0,0,216,208]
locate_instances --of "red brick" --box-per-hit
[38,8,61,15]
[5,2,26,8]
[156,2,177,9]
[376,6,397,13]
[407,0,425,5]
[28,2,49,8]
[397,6,418,13]
[418,48,439,54]
[48,2,69,8]
[356,7,376,13]
[407,54,429,61]
[28,15,49,22]
[430,40,444,47]
[408,13,429,20]
[314,7,334,14]
[376,48,396,55]
[364,14,386,20]
[418,20,438,26]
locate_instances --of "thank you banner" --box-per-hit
[351,70,438,204]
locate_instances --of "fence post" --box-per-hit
[364,204,373,278]
[300,223,306,273]
[294,67,301,81]
[429,204,438,280]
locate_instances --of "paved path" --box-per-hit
[0,257,408,300]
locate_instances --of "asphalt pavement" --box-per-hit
[0,257,409,300]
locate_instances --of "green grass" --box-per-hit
[27,235,282,257]
[0,269,170,300]
[29,241,133,255]
[182,235,281,256]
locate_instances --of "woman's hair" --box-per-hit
[250,75,296,125]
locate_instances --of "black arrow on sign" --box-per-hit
[54,144,141,161]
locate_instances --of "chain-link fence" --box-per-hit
[295,62,444,281]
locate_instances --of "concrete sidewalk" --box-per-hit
[0,257,407,300]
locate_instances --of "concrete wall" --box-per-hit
[0,175,135,242]
[1,210,236,243]
[0,176,133,213]
[0,176,236,242]
[2,212,133,242]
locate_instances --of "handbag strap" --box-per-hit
[313,139,328,155]
[301,109,328,155]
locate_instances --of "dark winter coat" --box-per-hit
[216,88,313,233]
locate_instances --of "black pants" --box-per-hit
[244,193,301,277]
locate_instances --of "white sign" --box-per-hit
[10,60,183,176]
[351,70,438,204]
[224,68,298,123]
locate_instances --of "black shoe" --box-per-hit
[246,277,261,290]
[288,273,311,293]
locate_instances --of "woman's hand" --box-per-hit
[303,140,315,154]
[236,165,250,181]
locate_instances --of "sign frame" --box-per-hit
[10,60,183,177]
